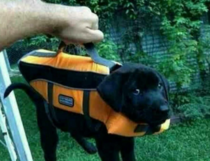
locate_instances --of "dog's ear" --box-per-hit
[97,68,128,112]
[157,72,170,101]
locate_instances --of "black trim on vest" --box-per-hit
[19,62,106,89]
[83,90,93,130]
[48,82,59,123]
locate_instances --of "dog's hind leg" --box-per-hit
[36,103,58,161]
[71,132,97,154]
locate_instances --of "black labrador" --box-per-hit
[4,63,170,161]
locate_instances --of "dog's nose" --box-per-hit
[160,105,169,112]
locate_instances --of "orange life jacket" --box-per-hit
[18,49,170,137]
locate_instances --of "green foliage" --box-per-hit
[125,51,155,65]
[177,95,210,119]
[156,0,210,89]
[24,35,60,51]
[96,38,120,60]
[197,30,210,71]
[158,58,194,88]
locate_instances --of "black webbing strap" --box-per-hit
[83,90,94,131]
[84,43,116,70]
[47,82,59,124]
[43,101,57,128]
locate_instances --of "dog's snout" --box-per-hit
[160,105,169,112]
[153,105,169,117]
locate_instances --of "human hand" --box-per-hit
[47,5,104,44]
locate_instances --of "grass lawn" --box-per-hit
[0,76,210,161]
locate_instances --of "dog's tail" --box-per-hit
[4,83,38,102]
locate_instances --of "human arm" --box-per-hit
[0,0,104,51]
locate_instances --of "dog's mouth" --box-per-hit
[134,117,169,134]
[139,105,170,127]
[149,117,168,127]
[148,110,171,127]
[146,116,170,133]
[129,107,170,125]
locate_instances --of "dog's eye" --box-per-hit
[133,89,141,95]
[158,83,162,90]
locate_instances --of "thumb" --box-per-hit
[86,29,104,43]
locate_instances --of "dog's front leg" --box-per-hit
[95,134,120,161]
[120,137,136,161]
[36,104,58,161]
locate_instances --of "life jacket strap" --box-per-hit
[43,101,57,128]
[83,90,93,130]
[84,43,117,71]
[83,90,102,132]
[44,82,60,126]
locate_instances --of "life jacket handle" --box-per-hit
[57,41,118,70]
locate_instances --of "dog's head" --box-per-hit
[97,63,170,131]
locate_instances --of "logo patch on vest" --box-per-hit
[59,95,74,107]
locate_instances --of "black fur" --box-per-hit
[4,64,170,161]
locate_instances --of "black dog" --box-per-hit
[4,63,170,161]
